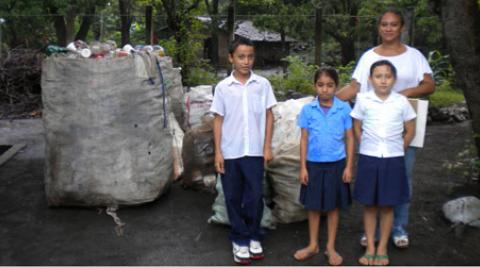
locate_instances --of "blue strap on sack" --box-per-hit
[155,57,168,129]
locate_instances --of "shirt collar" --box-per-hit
[226,71,258,86]
[309,96,343,114]
[366,90,399,103]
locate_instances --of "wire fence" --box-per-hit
[0,13,441,63]
[0,13,442,107]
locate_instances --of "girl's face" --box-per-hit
[378,12,403,43]
[369,65,396,96]
[315,74,336,102]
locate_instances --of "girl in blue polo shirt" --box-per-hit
[293,67,355,266]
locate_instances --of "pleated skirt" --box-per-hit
[300,159,352,212]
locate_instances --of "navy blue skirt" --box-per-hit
[299,159,352,211]
[353,154,410,206]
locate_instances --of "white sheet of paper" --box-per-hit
[409,99,429,148]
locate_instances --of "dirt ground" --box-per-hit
[0,118,479,266]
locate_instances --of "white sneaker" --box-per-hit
[249,240,264,260]
[232,242,251,265]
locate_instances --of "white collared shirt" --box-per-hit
[352,45,433,93]
[350,91,416,158]
[210,71,277,159]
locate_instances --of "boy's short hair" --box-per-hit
[228,37,254,55]
[369,59,397,78]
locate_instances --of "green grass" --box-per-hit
[429,81,465,108]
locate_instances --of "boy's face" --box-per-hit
[229,44,255,76]
[369,65,395,96]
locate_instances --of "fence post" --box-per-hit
[0,18,5,59]
[315,7,323,66]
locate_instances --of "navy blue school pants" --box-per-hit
[221,156,264,246]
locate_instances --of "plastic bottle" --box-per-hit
[45,45,68,56]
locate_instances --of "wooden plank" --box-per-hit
[0,143,26,166]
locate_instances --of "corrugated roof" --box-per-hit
[196,17,295,43]
[235,21,295,42]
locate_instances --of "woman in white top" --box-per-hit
[337,9,435,249]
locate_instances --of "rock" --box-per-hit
[442,196,480,228]
[429,102,470,123]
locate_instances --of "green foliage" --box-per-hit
[442,143,479,181]
[269,56,317,94]
[184,66,220,86]
[0,0,54,48]
[429,81,464,108]
[428,50,455,85]
[337,61,356,87]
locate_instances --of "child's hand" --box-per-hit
[299,167,308,185]
[342,167,352,183]
[214,152,225,174]
[264,147,273,163]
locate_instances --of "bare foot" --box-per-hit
[293,246,319,261]
[324,250,343,266]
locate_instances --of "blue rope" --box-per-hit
[155,57,168,129]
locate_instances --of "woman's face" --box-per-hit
[378,12,404,43]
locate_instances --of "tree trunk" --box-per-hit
[205,0,219,66]
[145,5,153,44]
[75,5,96,41]
[46,3,67,46]
[314,7,322,66]
[401,8,414,45]
[339,39,355,65]
[280,30,287,75]
[64,6,78,45]
[52,15,67,46]
[436,0,480,157]
[227,0,235,42]
[119,0,132,46]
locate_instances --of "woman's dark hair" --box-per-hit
[313,66,339,86]
[377,8,405,27]
[369,60,397,79]
[228,37,254,55]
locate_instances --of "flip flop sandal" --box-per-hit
[393,235,409,248]
[358,253,375,266]
[374,254,389,266]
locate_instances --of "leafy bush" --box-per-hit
[337,61,356,87]
[428,50,455,85]
[269,56,317,94]
[269,57,359,98]
[429,80,464,108]
[184,66,220,86]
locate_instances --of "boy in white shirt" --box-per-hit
[210,38,277,265]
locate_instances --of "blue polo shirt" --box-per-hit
[297,97,352,162]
